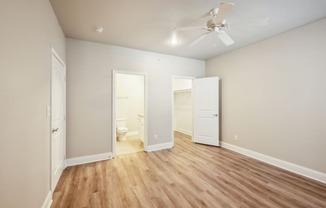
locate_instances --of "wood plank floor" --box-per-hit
[52,133,326,208]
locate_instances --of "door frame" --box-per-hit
[171,76,195,145]
[112,70,148,156]
[50,47,66,192]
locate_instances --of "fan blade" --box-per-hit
[188,32,210,47]
[199,11,211,19]
[215,3,235,23]
[217,31,234,46]
[174,26,207,32]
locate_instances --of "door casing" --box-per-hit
[112,70,148,156]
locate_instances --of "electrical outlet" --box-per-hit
[234,135,238,140]
[154,134,158,140]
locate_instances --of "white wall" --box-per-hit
[0,0,66,207]
[206,18,326,174]
[173,79,192,91]
[174,92,193,135]
[173,79,193,135]
[66,38,205,158]
[116,74,144,133]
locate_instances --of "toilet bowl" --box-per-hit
[117,127,128,141]
[116,118,128,141]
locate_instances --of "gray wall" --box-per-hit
[66,38,205,158]
[0,0,66,207]
[206,18,326,173]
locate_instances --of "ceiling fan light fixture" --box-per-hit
[169,35,179,46]
[210,8,219,17]
[176,2,235,47]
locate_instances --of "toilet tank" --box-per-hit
[116,118,127,128]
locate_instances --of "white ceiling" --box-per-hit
[50,0,326,60]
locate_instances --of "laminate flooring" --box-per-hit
[52,133,326,208]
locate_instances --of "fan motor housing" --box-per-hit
[207,19,226,31]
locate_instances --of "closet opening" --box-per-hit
[172,77,194,145]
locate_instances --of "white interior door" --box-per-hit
[193,77,219,146]
[51,49,66,191]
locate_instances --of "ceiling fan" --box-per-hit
[176,3,235,47]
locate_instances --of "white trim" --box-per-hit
[51,47,65,66]
[174,89,191,93]
[66,152,113,167]
[146,142,174,152]
[112,71,116,156]
[41,191,52,208]
[221,142,326,184]
[175,128,192,136]
[126,131,139,137]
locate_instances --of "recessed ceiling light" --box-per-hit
[169,35,179,46]
[96,26,104,33]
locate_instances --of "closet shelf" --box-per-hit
[174,89,191,93]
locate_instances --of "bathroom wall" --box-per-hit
[66,38,205,158]
[173,79,193,135]
[116,74,144,134]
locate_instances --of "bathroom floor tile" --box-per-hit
[116,137,143,155]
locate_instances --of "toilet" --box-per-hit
[116,118,128,141]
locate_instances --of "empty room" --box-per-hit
[1,0,326,207]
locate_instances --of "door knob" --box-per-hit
[52,128,59,133]
[213,114,218,117]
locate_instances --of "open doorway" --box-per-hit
[172,77,194,145]
[172,76,220,147]
[112,71,147,156]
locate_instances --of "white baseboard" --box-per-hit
[127,131,139,137]
[146,141,174,152]
[66,152,113,167]
[41,191,52,208]
[175,128,192,136]
[221,142,326,184]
